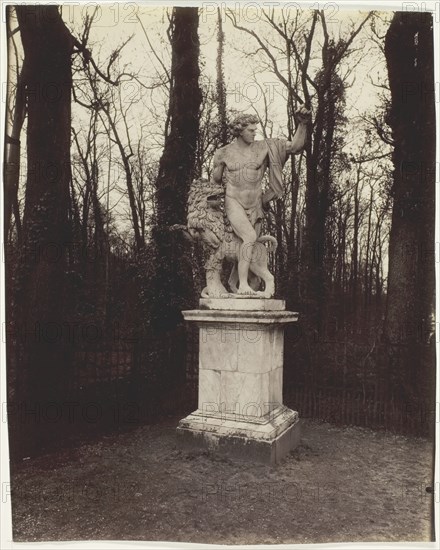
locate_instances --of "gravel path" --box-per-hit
[10,418,434,544]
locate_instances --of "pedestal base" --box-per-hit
[179,298,300,464]
[177,406,301,464]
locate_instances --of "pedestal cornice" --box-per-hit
[182,309,299,325]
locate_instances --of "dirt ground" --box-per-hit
[9,417,434,545]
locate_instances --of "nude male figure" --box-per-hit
[211,106,311,295]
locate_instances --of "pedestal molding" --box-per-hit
[178,301,301,464]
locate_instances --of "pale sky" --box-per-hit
[62,5,391,131]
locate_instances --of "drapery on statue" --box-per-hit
[187,107,311,298]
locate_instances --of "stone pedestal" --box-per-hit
[177,298,300,464]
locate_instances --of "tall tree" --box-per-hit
[227,9,372,330]
[13,5,75,453]
[4,8,26,245]
[383,12,435,401]
[150,7,202,386]
[301,12,371,334]
[216,8,228,146]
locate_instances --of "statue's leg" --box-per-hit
[228,262,239,293]
[248,242,275,298]
[205,250,228,297]
[225,196,257,295]
[249,273,262,292]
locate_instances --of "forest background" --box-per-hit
[2,2,436,460]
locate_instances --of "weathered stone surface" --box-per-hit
[219,371,269,417]
[199,297,285,311]
[186,108,311,299]
[182,309,298,325]
[269,366,283,404]
[200,328,239,371]
[178,303,300,464]
[177,407,301,464]
[198,369,221,406]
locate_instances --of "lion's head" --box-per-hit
[187,178,225,248]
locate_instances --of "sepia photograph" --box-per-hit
[0,0,438,547]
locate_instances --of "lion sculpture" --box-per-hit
[187,178,277,298]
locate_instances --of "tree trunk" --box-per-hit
[4,83,25,244]
[383,12,435,404]
[13,6,74,455]
[216,8,228,146]
[364,186,373,315]
[351,166,360,324]
[151,7,202,388]
[4,8,26,244]
[286,158,300,306]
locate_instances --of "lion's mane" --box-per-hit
[187,178,226,248]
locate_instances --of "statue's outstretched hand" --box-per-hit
[296,105,312,124]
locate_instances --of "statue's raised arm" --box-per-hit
[262,106,312,206]
[285,105,312,154]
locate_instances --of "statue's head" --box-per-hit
[229,113,260,138]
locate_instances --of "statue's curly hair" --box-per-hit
[228,113,260,137]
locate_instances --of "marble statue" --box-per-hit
[187,106,311,298]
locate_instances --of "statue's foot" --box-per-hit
[205,282,229,298]
[237,285,258,295]
[257,290,274,299]
[262,280,275,298]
